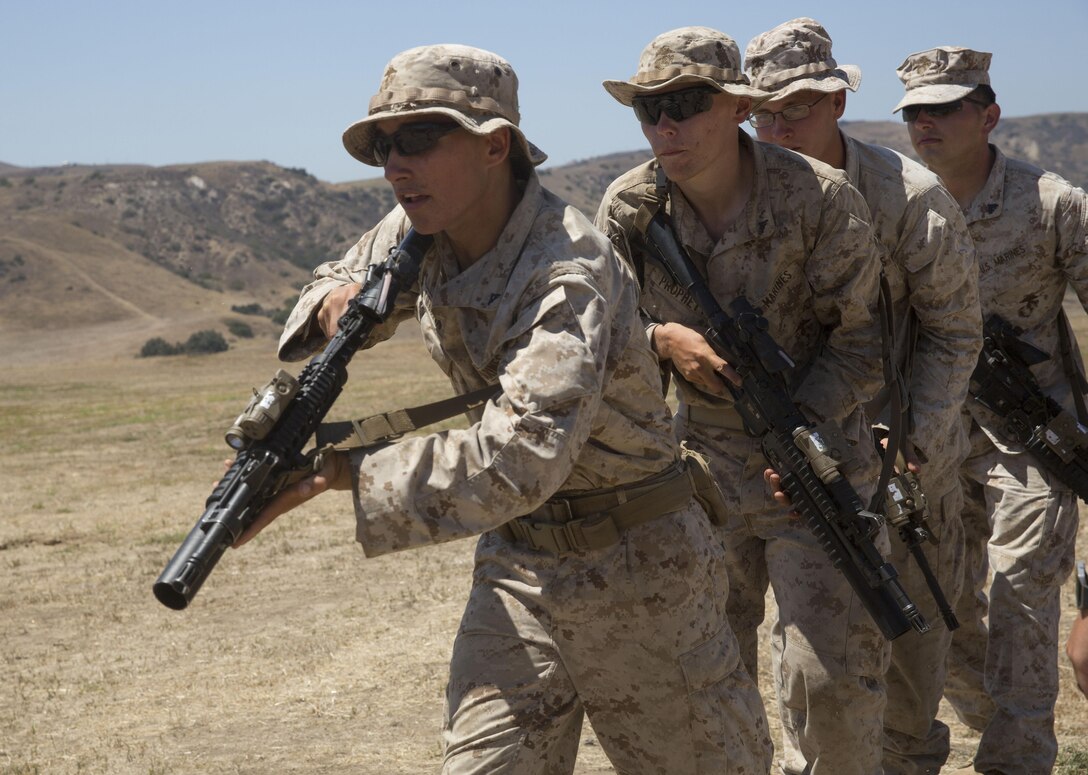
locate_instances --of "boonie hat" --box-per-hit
[603,26,766,105]
[893,46,992,113]
[342,44,547,167]
[744,18,860,98]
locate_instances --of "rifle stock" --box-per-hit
[153,229,433,610]
[642,213,928,640]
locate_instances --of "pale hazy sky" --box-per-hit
[4,0,1086,182]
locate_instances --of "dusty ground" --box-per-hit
[1,319,1086,774]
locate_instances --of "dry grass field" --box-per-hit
[1,311,1087,774]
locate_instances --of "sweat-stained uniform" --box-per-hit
[943,145,1088,775]
[279,173,773,775]
[597,131,887,775]
[841,133,982,775]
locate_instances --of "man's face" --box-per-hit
[903,98,995,170]
[749,89,844,163]
[377,116,495,238]
[637,87,750,185]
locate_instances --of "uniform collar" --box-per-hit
[841,131,862,188]
[667,131,776,252]
[429,172,542,309]
[962,144,1006,224]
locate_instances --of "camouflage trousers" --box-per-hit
[442,504,773,775]
[678,414,890,775]
[882,476,966,775]
[944,424,1079,775]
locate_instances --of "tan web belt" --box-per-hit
[493,460,693,554]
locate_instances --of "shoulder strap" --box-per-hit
[633,163,670,239]
[316,383,501,450]
[1057,307,1088,425]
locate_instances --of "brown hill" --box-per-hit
[2,112,1085,361]
[0,161,397,357]
[843,112,1088,188]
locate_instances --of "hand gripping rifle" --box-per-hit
[639,212,929,639]
[871,286,959,631]
[153,229,434,610]
[970,314,1088,501]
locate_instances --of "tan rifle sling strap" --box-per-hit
[633,163,670,241]
[315,382,501,451]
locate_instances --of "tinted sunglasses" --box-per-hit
[901,98,988,123]
[632,86,717,125]
[372,121,459,165]
[748,93,828,128]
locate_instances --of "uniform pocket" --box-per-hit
[679,621,740,695]
[681,444,730,527]
[678,622,772,773]
[1028,486,1079,586]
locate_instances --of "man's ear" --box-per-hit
[982,102,1001,135]
[733,96,753,123]
[832,90,847,120]
[484,128,512,166]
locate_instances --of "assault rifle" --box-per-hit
[153,229,434,610]
[970,314,1088,501]
[640,212,929,640]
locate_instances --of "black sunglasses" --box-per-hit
[372,122,459,165]
[632,86,717,125]
[901,98,988,123]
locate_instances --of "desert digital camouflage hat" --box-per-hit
[603,26,766,105]
[892,46,992,113]
[744,18,860,98]
[342,44,547,167]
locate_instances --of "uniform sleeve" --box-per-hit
[349,270,612,557]
[898,190,982,461]
[1057,184,1088,309]
[277,212,418,362]
[595,195,665,361]
[792,181,885,423]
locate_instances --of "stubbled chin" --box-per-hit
[654,152,690,178]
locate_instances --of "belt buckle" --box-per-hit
[561,518,590,553]
[549,497,576,523]
[523,518,575,554]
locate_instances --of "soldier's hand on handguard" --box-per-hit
[763,467,801,518]
[652,322,741,398]
[230,449,353,548]
[316,282,363,340]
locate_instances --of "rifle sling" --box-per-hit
[869,273,913,512]
[1057,307,1088,425]
[316,383,501,450]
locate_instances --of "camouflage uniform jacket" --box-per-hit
[964,145,1088,448]
[843,133,982,479]
[595,132,884,433]
[279,174,679,556]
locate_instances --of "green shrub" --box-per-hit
[139,337,181,357]
[226,320,254,338]
[230,303,264,316]
[183,330,228,354]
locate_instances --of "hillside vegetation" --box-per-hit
[1,113,1085,360]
